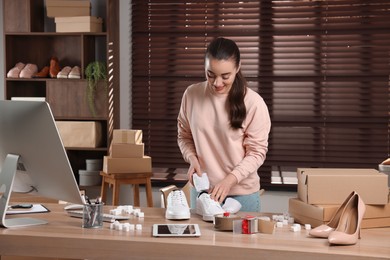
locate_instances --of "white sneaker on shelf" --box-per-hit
[165,189,191,220]
[196,193,225,222]
[222,197,242,214]
[193,172,210,192]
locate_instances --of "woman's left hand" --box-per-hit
[210,174,237,204]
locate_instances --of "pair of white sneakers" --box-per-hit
[165,173,241,221]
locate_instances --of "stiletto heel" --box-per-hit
[309,191,356,238]
[328,192,366,245]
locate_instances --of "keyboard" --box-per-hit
[67,210,130,222]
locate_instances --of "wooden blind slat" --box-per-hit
[132,0,390,189]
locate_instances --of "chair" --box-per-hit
[100,171,153,207]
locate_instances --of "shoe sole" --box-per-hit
[165,212,191,220]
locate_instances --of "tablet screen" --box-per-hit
[152,224,201,237]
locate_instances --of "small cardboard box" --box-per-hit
[112,129,143,144]
[103,156,152,173]
[55,16,102,33]
[46,0,91,18]
[110,143,144,158]
[297,168,389,205]
[289,197,390,229]
[56,121,102,148]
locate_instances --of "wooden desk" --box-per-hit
[0,204,389,260]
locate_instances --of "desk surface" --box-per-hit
[0,204,389,260]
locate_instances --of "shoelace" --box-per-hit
[202,194,222,210]
[170,190,187,207]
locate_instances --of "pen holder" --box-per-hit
[82,204,103,228]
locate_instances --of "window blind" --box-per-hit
[131,0,390,189]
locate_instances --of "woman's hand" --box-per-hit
[187,155,202,185]
[209,174,237,203]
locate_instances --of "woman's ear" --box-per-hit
[237,61,241,73]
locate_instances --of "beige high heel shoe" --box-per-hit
[328,192,366,245]
[309,191,356,238]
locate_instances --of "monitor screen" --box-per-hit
[0,100,83,228]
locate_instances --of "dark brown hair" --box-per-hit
[206,37,247,129]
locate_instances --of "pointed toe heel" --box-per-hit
[328,192,366,245]
[309,191,356,238]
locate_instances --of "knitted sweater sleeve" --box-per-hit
[230,93,271,183]
[177,88,197,163]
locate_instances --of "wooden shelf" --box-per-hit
[2,0,120,185]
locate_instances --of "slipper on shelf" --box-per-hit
[34,66,50,78]
[19,63,38,78]
[6,62,26,78]
[68,66,81,79]
[57,66,72,79]
[49,57,61,78]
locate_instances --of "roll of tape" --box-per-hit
[214,214,241,231]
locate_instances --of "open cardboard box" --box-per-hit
[297,168,389,205]
[289,197,390,229]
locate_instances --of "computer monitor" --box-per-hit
[0,100,83,228]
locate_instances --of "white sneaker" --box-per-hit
[196,193,225,222]
[165,189,191,220]
[193,172,210,192]
[222,197,242,213]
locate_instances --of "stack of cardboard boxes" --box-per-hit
[289,168,390,229]
[46,0,102,33]
[103,129,152,174]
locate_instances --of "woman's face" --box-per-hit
[205,56,239,95]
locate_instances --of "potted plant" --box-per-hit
[85,61,107,116]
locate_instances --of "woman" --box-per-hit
[177,37,271,212]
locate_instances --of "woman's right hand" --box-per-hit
[187,155,202,185]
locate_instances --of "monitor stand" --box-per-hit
[0,154,47,228]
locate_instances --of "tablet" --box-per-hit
[152,224,201,237]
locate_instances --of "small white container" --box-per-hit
[79,170,101,186]
[86,159,103,171]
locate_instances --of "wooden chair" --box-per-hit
[100,171,153,207]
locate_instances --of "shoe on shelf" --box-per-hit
[165,189,191,220]
[34,66,49,78]
[68,66,81,79]
[196,192,225,222]
[49,57,60,78]
[19,63,38,78]
[328,192,366,245]
[57,66,72,79]
[222,197,242,214]
[193,172,210,192]
[7,62,26,78]
[309,191,356,238]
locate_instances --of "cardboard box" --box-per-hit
[46,0,91,18]
[103,156,151,173]
[55,16,102,33]
[289,198,390,229]
[110,143,144,158]
[56,121,102,148]
[112,129,143,144]
[297,168,389,205]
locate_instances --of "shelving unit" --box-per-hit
[2,0,119,182]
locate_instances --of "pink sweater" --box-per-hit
[177,81,271,195]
